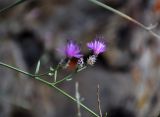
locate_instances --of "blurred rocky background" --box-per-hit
[0,0,160,117]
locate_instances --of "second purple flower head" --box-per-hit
[87,37,106,55]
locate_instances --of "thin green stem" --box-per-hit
[0,62,49,77]
[0,0,27,14]
[89,0,160,39]
[0,62,33,77]
[53,66,87,85]
[53,62,62,82]
[0,61,99,117]
[52,84,100,117]
[34,72,50,77]
[35,76,100,117]
[53,73,72,85]
[77,66,87,72]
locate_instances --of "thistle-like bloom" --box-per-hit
[87,38,106,55]
[65,41,83,58]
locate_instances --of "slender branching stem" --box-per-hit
[0,61,100,117]
[53,66,87,85]
[0,62,49,77]
[53,73,73,85]
[0,62,34,77]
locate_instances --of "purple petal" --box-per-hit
[87,38,106,55]
[65,41,83,58]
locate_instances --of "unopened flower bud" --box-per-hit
[87,55,97,66]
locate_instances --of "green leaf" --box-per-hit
[105,112,107,117]
[50,67,54,71]
[35,60,41,74]
[48,73,54,76]
[66,78,72,81]
[54,70,57,82]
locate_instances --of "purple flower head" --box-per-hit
[87,37,106,55]
[64,40,83,58]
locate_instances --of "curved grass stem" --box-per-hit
[0,0,27,14]
[89,0,160,39]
